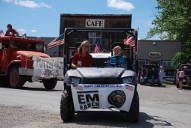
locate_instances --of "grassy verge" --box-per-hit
[163,83,191,89]
[162,83,176,86]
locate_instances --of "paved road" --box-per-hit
[0,82,191,128]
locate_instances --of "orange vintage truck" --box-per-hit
[0,36,63,89]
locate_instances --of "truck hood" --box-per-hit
[76,67,125,78]
[16,51,50,58]
[65,67,136,84]
[65,67,135,78]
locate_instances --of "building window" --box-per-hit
[88,32,102,45]
[162,61,175,69]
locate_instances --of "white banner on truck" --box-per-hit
[32,56,63,81]
[71,84,135,112]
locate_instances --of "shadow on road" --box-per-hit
[183,86,191,90]
[0,84,62,92]
[140,84,166,88]
[0,83,9,88]
[21,87,63,92]
[73,112,173,128]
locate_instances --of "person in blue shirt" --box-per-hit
[107,45,128,69]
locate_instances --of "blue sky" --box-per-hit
[0,0,158,39]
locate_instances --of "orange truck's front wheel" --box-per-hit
[8,66,26,88]
[43,78,57,90]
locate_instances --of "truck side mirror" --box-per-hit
[0,43,2,49]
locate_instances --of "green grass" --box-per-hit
[162,83,176,86]
[163,83,191,88]
[183,84,190,87]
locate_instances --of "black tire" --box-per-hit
[189,81,191,86]
[125,91,139,123]
[60,90,74,122]
[43,78,57,90]
[9,66,26,88]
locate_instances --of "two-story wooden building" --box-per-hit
[59,14,132,56]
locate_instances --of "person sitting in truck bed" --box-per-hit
[107,45,128,69]
[71,40,93,69]
[5,24,19,37]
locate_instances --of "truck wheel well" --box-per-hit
[8,63,21,73]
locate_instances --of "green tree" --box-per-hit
[147,0,191,67]
[172,52,186,68]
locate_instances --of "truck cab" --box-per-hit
[0,36,59,89]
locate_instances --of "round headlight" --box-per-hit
[108,90,126,108]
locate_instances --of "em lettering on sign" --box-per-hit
[85,19,105,28]
[77,91,99,110]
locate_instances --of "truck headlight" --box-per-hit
[108,90,126,108]
[71,77,81,85]
[122,77,134,84]
[16,55,22,60]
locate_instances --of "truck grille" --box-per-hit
[82,78,123,84]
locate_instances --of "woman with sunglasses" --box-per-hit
[71,40,92,69]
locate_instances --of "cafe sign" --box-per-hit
[85,19,105,28]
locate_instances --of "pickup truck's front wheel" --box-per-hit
[43,78,57,90]
[9,66,26,88]
[60,90,74,122]
[124,91,139,122]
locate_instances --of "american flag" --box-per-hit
[48,34,64,49]
[124,36,135,47]
[94,40,101,53]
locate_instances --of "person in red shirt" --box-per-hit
[71,40,92,69]
[5,24,19,37]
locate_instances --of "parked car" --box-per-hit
[176,64,191,88]
[139,64,161,85]
[163,69,176,84]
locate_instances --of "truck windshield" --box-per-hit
[12,41,44,52]
[65,29,136,69]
